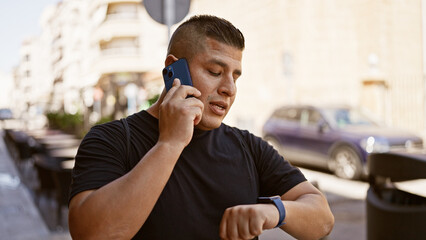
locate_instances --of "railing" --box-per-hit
[105,12,138,21]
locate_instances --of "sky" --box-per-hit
[0,0,61,74]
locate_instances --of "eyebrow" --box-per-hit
[208,59,242,77]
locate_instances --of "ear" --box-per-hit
[164,54,179,67]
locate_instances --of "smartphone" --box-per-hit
[162,58,193,92]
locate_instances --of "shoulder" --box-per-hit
[86,111,155,139]
[220,124,264,145]
[219,124,269,156]
[86,119,126,141]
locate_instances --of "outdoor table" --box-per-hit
[49,147,78,159]
[37,134,77,144]
[25,129,63,139]
[41,138,81,150]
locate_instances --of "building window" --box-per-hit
[106,3,138,21]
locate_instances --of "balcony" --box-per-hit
[88,0,141,14]
[94,44,153,74]
[92,19,142,43]
[94,56,149,75]
[105,11,138,21]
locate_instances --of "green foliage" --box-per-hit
[95,115,113,125]
[46,111,84,137]
[45,94,160,138]
[148,94,159,106]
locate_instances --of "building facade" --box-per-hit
[190,0,426,137]
[14,0,426,138]
[15,0,167,126]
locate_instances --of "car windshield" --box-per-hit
[322,108,377,129]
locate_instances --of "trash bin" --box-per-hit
[367,152,426,240]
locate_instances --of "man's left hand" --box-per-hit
[219,203,279,240]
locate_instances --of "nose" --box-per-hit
[218,74,236,97]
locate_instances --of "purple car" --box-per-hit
[262,105,424,180]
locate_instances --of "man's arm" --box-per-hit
[219,181,334,240]
[69,142,184,239]
[279,181,334,239]
[69,80,203,239]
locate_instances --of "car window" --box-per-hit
[300,109,309,126]
[322,108,376,128]
[273,107,301,122]
[301,109,322,127]
[308,109,322,124]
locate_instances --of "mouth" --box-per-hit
[209,101,228,116]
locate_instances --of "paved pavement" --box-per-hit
[1,128,368,240]
[0,130,71,240]
[0,130,51,239]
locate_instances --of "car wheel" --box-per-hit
[330,146,362,180]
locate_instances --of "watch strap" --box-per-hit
[258,196,286,228]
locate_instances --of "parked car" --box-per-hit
[262,105,424,180]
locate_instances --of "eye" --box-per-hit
[208,70,220,77]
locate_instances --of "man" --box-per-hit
[69,15,334,239]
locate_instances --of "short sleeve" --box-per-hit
[69,121,128,201]
[242,130,307,196]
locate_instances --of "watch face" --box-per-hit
[257,196,280,203]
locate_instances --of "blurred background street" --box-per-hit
[1,0,426,239]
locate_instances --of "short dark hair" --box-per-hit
[167,15,245,59]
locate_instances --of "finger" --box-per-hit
[192,107,203,126]
[193,112,202,126]
[172,78,181,87]
[162,78,181,103]
[219,210,229,239]
[248,217,263,237]
[237,220,252,240]
[226,212,239,240]
[175,85,201,99]
[183,95,203,106]
[183,104,203,122]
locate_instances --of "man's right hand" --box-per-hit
[158,78,204,149]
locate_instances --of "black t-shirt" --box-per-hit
[70,110,306,239]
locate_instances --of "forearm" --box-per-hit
[281,192,334,240]
[69,142,182,239]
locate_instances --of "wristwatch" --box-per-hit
[257,196,286,228]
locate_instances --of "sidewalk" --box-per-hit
[0,130,51,239]
[0,130,71,240]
